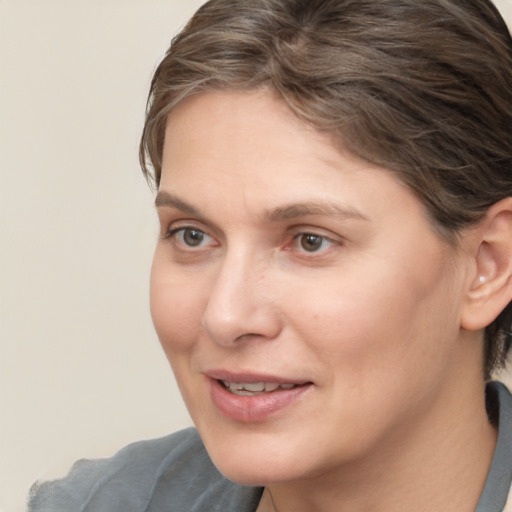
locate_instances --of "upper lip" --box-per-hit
[205,369,311,385]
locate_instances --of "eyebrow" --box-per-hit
[155,191,201,215]
[155,191,368,223]
[264,202,368,222]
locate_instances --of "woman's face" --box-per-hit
[151,89,474,485]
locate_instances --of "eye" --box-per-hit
[181,228,205,247]
[294,233,334,253]
[167,227,215,249]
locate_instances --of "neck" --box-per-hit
[257,375,497,512]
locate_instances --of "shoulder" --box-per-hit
[27,428,262,512]
[485,382,512,512]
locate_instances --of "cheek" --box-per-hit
[285,256,459,380]
[149,254,207,354]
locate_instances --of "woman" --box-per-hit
[29,0,512,510]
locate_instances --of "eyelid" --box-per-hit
[288,224,343,242]
[156,206,221,239]
[159,217,208,238]
[292,233,334,251]
[162,223,220,255]
[285,227,343,256]
[166,225,204,238]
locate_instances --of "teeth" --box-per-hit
[221,380,297,395]
[243,382,265,392]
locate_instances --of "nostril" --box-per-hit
[234,332,261,342]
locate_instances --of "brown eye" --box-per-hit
[299,234,324,252]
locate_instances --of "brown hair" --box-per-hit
[140,0,512,378]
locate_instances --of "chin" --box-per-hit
[199,427,331,487]
[214,457,300,487]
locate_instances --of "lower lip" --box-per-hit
[209,379,312,423]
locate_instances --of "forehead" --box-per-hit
[162,89,373,187]
[164,88,322,161]
[159,89,444,241]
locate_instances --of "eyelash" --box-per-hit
[165,226,215,249]
[163,225,339,257]
[290,232,335,254]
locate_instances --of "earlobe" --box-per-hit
[461,198,512,332]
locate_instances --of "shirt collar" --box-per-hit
[475,381,512,512]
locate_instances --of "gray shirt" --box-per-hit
[27,381,512,512]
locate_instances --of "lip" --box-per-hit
[206,370,313,423]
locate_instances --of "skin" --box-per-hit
[150,89,497,511]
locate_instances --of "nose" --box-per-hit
[201,251,282,347]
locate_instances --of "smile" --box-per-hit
[208,375,313,422]
[220,380,299,395]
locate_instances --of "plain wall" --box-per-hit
[1,1,511,511]
[1,2,207,511]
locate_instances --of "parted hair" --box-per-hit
[140,0,512,378]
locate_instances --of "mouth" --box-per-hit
[219,380,304,396]
[206,372,313,422]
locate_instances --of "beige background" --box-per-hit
[1,1,511,511]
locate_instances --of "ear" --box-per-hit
[461,198,512,331]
